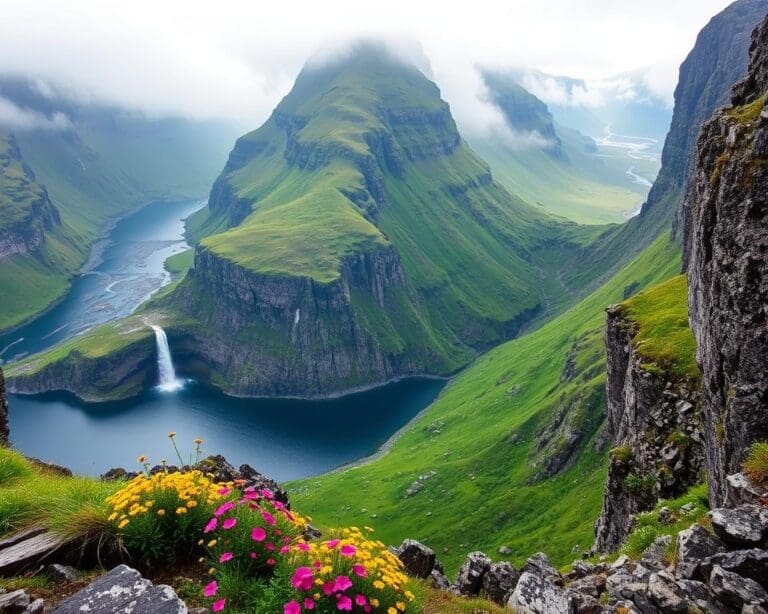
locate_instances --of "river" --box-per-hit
[3,200,445,480]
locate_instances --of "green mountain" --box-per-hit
[471,72,657,224]
[289,0,768,572]
[0,79,241,331]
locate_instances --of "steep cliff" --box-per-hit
[687,11,768,507]
[594,276,703,551]
[0,367,8,444]
[158,44,580,398]
[0,133,60,260]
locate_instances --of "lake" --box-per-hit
[2,200,445,480]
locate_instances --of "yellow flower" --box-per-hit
[118,519,130,529]
[373,580,385,590]
[157,509,166,516]
[168,432,176,438]
[207,539,217,548]
[186,500,198,508]
[193,437,203,445]
[397,602,406,611]
[370,599,379,608]
[388,608,397,614]
[176,507,187,515]
[137,455,148,464]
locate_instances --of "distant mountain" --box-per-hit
[0,79,242,331]
[471,71,656,224]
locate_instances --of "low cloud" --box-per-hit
[0,96,72,131]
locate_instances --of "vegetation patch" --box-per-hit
[743,441,768,489]
[726,94,767,124]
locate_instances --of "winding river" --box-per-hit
[3,200,445,480]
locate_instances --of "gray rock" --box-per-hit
[699,549,768,589]
[647,570,688,612]
[725,473,767,507]
[0,590,31,612]
[675,524,725,579]
[47,563,78,583]
[427,569,451,590]
[0,531,67,576]
[640,535,672,569]
[452,551,490,596]
[566,590,602,614]
[53,565,187,613]
[24,599,44,614]
[523,551,564,587]
[498,545,512,556]
[709,565,768,609]
[394,539,436,579]
[568,573,606,598]
[566,560,598,580]
[675,579,723,614]
[481,561,519,605]
[743,605,768,614]
[507,571,573,614]
[612,581,661,614]
[710,506,768,548]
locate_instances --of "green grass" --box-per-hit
[165,249,194,277]
[289,234,681,574]
[726,95,766,124]
[743,441,768,489]
[618,275,699,380]
[0,448,120,539]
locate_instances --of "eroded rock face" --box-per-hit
[0,367,8,443]
[687,11,768,506]
[53,565,187,614]
[453,551,491,597]
[594,306,703,552]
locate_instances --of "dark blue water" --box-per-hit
[8,378,444,480]
[3,199,445,480]
[0,200,202,363]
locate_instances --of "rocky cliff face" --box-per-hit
[164,244,430,397]
[594,305,704,552]
[0,134,60,260]
[687,11,768,507]
[0,367,9,444]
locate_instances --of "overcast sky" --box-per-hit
[0,0,736,133]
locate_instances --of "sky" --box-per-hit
[0,0,736,134]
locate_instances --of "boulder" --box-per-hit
[452,551,491,596]
[675,524,725,579]
[647,570,688,612]
[427,569,451,590]
[567,573,606,598]
[725,473,767,507]
[24,600,44,614]
[394,539,436,579]
[480,561,519,605]
[674,579,724,614]
[523,551,564,586]
[507,571,573,614]
[640,535,672,569]
[699,549,768,589]
[0,531,68,576]
[612,581,661,614]
[0,590,31,613]
[565,590,602,614]
[709,565,768,610]
[47,563,78,583]
[53,565,187,613]
[710,505,768,548]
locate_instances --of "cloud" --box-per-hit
[0,96,72,131]
[0,0,733,131]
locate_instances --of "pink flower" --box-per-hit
[325,539,340,549]
[266,542,275,551]
[222,518,237,530]
[262,511,276,526]
[203,581,218,597]
[272,501,286,511]
[322,581,335,596]
[340,544,356,557]
[251,527,267,542]
[261,488,274,499]
[267,557,276,566]
[242,491,258,501]
[217,486,231,496]
[291,566,314,591]
[352,564,367,577]
[334,576,352,592]
[304,597,315,610]
[313,560,322,569]
[204,518,218,533]
[336,595,353,611]
[219,552,234,563]
[284,601,300,614]
[280,545,290,554]
[212,599,226,612]
[297,542,311,552]
[214,502,234,517]
[355,595,367,606]
[250,552,259,559]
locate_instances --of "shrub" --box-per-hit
[624,472,655,495]
[743,441,768,489]
[0,448,33,486]
[610,445,633,465]
[201,486,416,613]
[106,469,224,566]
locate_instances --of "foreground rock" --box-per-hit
[53,565,187,613]
[0,529,68,576]
[508,571,572,614]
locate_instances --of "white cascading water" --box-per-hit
[150,325,183,392]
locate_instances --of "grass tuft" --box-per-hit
[743,441,768,489]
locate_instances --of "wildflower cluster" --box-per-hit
[283,527,414,614]
[106,468,224,566]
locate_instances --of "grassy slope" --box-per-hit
[290,234,681,573]
[471,126,658,225]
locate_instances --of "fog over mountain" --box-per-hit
[0,0,733,138]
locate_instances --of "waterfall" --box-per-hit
[150,325,183,392]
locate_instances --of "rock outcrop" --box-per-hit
[0,367,8,443]
[594,305,704,552]
[687,10,768,506]
[0,134,60,261]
